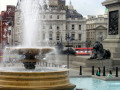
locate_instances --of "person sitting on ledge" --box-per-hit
[107,70,112,78]
[96,67,101,76]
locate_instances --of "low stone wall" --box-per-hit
[112,60,120,69]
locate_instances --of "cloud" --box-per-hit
[66,0,105,16]
[0,0,17,12]
[0,0,106,16]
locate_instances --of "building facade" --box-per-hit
[86,14,108,47]
[0,5,15,48]
[14,0,86,48]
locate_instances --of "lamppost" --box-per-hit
[86,40,91,53]
[66,34,70,69]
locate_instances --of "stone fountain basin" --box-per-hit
[6,47,53,55]
[0,67,76,90]
[5,47,54,69]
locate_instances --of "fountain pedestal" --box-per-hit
[18,48,52,69]
[0,68,75,90]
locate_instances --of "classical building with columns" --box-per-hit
[14,0,86,48]
[86,14,108,47]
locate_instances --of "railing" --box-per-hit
[36,61,64,68]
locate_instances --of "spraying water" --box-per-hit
[20,0,49,47]
[1,0,57,68]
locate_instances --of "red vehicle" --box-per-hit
[74,48,93,55]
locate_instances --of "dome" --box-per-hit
[66,9,83,18]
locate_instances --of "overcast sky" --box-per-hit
[0,0,106,16]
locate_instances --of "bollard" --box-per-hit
[80,66,82,75]
[103,66,106,76]
[116,67,118,77]
[92,66,94,75]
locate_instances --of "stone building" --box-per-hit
[86,14,108,47]
[14,0,86,48]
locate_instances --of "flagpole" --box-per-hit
[67,34,70,69]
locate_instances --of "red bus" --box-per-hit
[74,48,93,55]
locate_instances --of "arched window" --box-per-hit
[57,26,59,30]
[79,25,81,30]
[49,33,53,40]
[56,34,60,40]
[72,24,75,30]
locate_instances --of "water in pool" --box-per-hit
[70,77,120,90]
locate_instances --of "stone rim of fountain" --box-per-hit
[5,47,54,70]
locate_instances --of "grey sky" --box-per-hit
[0,0,106,16]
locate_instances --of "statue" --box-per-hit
[89,41,111,60]
[55,42,76,55]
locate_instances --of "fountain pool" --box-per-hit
[70,77,120,90]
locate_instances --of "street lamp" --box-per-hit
[66,34,70,69]
[86,40,91,53]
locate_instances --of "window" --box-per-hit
[57,26,59,30]
[43,33,45,40]
[56,34,60,40]
[49,25,52,29]
[65,34,68,40]
[71,34,75,40]
[66,25,67,30]
[79,25,81,30]
[49,33,53,40]
[72,24,75,30]
[57,15,59,19]
[50,15,52,19]
[78,34,81,40]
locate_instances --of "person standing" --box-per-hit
[96,67,101,76]
[107,70,112,78]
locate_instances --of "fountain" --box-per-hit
[0,0,75,89]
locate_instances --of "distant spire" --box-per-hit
[68,0,74,10]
